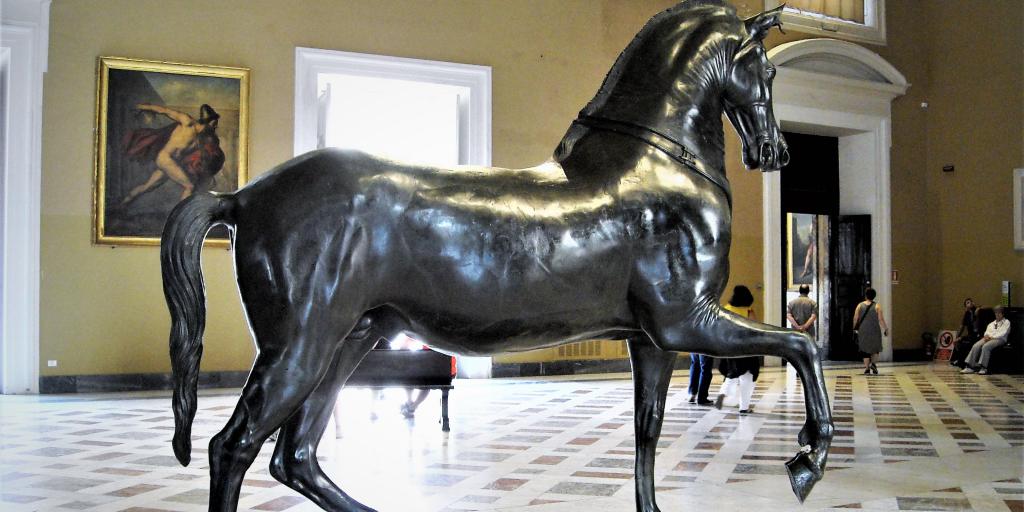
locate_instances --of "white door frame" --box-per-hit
[294,47,491,165]
[763,39,907,363]
[1,0,49,394]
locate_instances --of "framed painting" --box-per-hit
[787,212,816,291]
[1015,168,1024,250]
[93,57,250,246]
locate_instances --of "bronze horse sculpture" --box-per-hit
[162,2,833,510]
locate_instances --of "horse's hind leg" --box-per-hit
[269,314,389,512]
[645,308,833,502]
[207,311,359,512]
[626,336,678,512]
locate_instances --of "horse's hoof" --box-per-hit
[785,450,822,503]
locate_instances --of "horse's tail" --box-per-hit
[160,191,236,466]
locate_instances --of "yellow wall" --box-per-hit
[918,0,1024,333]
[40,0,1022,376]
[41,0,678,375]
[874,0,933,351]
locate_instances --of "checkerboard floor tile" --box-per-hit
[1,362,1022,511]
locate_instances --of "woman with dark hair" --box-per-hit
[854,287,888,375]
[714,285,760,414]
[949,298,978,368]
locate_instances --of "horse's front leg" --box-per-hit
[777,328,835,503]
[626,335,677,512]
[644,306,834,503]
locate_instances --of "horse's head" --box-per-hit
[723,7,789,171]
[561,1,791,178]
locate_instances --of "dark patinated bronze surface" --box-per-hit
[161,2,832,510]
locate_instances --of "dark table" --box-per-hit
[347,349,454,431]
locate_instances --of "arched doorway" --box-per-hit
[763,39,908,363]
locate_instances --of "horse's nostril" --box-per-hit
[760,142,773,166]
[780,148,791,167]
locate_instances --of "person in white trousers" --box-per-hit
[961,305,1010,375]
[715,285,760,414]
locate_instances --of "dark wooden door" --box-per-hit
[829,215,871,361]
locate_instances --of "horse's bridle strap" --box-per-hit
[573,116,731,202]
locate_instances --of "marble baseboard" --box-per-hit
[39,371,249,394]
[491,357,690,378]
[893,348,931,362]
[38,354,957,393]
[42,360,651,393]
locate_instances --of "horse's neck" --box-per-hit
[587,101,725,168]
[555,93,727,180]
[562,64,727,174]
[554,5,740,182]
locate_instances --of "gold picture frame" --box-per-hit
[1015,168,1024,250]
[786,212,817,291]
[93,57,250,246]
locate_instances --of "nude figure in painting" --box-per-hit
[122,103,225,204]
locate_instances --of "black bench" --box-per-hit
[347,349,454,431]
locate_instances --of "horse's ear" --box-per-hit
[744,4,785,42]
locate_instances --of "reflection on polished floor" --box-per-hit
[1,362,1022,511]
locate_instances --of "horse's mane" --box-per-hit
[575,0,743,155]
[586,1,738,105]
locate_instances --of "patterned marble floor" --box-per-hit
[1,362,1022,512]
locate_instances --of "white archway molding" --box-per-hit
[771,38,906,87]
[1,0,50,393]
[763,39,907,362]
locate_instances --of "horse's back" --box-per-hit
[227,148,640,347]
[226,146,732,349]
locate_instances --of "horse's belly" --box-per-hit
[386,250,634,355]
[402,311,634,356]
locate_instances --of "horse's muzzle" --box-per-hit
[748,135,789,171]
[759,140,790,170]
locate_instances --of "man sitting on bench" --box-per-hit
[961,305,1011,375]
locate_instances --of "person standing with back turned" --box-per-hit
[787,284,818,337]
[854,288,888,375]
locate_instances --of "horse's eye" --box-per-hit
[766,66,776,78]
